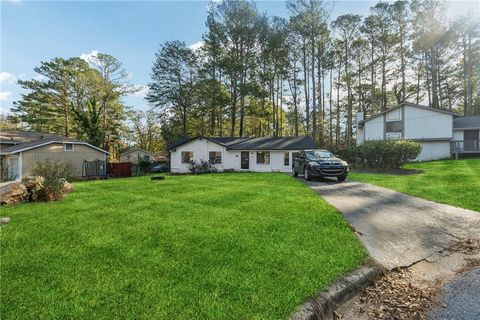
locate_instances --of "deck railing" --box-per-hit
[450,140,480,153]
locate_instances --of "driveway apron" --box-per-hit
[303,179,480,269]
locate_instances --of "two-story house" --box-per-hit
[356,102,475,161]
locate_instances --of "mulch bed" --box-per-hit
[352,168,424,175]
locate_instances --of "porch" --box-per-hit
[451,140,480,159]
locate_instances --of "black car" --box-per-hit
[149,164,167,173]
[292,149,349,182]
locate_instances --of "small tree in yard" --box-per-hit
[137,155,152,175]
[31,160,76,201]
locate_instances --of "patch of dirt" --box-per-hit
[447,239,480,255]
[355,268,442,320]
[351,168,424,176]
[336,239,480,320]
[455,258,480,275]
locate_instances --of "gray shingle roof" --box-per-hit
[0,130,65,144]
[226,136,316,150]
[168,136,317,151]
[453,116,480,129]
[0,130,109,155]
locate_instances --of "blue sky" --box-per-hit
[1,0,478,114]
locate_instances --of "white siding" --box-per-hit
[170,138,298,173]
[404,105,453,139]
[170,139,227,173]
[364,115,384,141]
[356,127,365,145]
[416,141,451,161]
[453,130,463,140]
[386,108,401,121]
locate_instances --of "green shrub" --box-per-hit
[361,140,422,169]
[336,144,361,167]
[31,160,76,201]
[137,156,152,175]
[338,140,422,169]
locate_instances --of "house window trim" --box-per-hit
[7,155,21,181]
[284,152,290,166]
[256,151,270,165]
[209,151,222,164]
[181,151,194,164]
[64,143,74,152]
[386,120,403,134]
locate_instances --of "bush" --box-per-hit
[338,140,422,169]
[30,160,76,201]
[336,144,361,167]
[189,160,218,174]
[137,157,152,175]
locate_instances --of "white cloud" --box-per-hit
[34,74,47,81]
[131,85,149,98]
[0,72,15,84]
[0,92,13,101]
[80,50,99,66]
[188,41,204,51]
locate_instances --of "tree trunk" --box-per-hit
[302,38,310,135]
[370,42,375,112]
[400,28,406,102]
[311,39,317,143]
[329,67,333,147]
[345,40,353,145]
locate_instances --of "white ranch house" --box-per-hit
[168,136,316,173]
[356,102,480,161]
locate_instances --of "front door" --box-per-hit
[241,152,249,169]
[464,130,479,151]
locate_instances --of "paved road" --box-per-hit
[302,178,480,269]
[428,267,480,320]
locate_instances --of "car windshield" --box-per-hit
[305,150,334,160]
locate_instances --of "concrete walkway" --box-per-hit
[303,178,480,269]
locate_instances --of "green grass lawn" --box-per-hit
[0,173,366,319]
[349,158,480,212]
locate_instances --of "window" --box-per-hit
[144,155,150,161]
[64,143,74,152]
[284,152,290,166]
[209,151,222,164]
[386,121,402,133]
[181,151,193,164]
[256,151,270,164]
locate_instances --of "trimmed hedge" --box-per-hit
[339,140,422,169]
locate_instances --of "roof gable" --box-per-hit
[120,147,156,157]
[360,102,459,124]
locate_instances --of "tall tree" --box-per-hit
[147,41,198,136]
[332,14,361,145]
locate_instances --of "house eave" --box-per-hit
[0,141,110,156]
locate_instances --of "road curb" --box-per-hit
[291,260,384,320]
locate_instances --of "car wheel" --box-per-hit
[337,175,347,182]
[304,167,312,181]
[292,166,298,177]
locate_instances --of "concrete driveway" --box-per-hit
[303,178,480,269]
